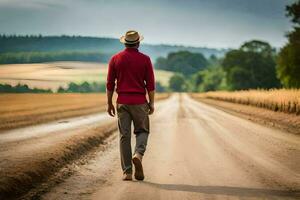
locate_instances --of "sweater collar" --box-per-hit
[125,47,139,52]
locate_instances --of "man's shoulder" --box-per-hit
[137,51,151,60]
[109,51,124,63]
[112,50,125,58]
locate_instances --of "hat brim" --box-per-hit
[120,35,144,44]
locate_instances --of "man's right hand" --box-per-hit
[107,103,115,117]
[148,102,155,115]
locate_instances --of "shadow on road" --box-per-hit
[142,181,300,198]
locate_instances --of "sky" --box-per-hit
[0,0,295,49]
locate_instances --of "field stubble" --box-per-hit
[0,93,170,130]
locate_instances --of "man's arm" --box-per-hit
[145,57,156,115]
[106,90,115,117]
[148,90,155,115]
[106,57,116,117]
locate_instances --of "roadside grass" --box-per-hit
[191,89,300,115]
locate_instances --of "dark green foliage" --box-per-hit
[155,51,208,76]
[277,1,300,88]
[0,51,110,64]
[57,82,106,93]
[0,35,121,53]
[0,83,52,93]
[222,40,280,90]
[286,1,300,24]
[193,66,227,92]
[0,82,106,93]
[155,82,167,92]
[169,74,187,92]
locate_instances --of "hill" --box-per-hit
[0,35,227,61]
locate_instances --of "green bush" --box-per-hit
[169,74,187,92]
[0,83,52,93]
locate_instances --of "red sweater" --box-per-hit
[106,48,155,104]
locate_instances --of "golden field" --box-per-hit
[0,61,173,91]
[191,89,300,115]
[0,93,170,130]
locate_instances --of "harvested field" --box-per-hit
[0,93,170,130]
[0,61,173,91]
[0,93,107,130]
[191,89,300,115]
[0,62,107,90]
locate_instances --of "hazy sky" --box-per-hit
[0,0,294,48]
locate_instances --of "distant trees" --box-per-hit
[0,35,116,64]
[0,35,120,53]
[0,52,110,64]
[192,66,227,92]
[0,81,169,93]
[156,51,209,92]
[0,35,225,62]
[0,82,106,93]
[0,83,52,93]
[222,40,280,90]
[277,1,300,88]
[155,82,167,92]
[57,82,106,93]
[156,51,208,76]
[169,74,187,92]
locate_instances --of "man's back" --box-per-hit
[107,47,155,104]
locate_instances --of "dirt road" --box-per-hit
[40,93,299,200]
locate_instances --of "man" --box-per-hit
[106,30,155,181]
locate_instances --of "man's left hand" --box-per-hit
[107,103,116,117]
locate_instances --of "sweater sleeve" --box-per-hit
[106,57,116,91]
[145,57,155,92]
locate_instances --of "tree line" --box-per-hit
[0,35,120,53]
[0,35,225,61]
[0,82,167,93]
[0,83,52,93]
[0,82,105,93]
[0,51,111,64]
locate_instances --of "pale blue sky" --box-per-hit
[0,0,294,48]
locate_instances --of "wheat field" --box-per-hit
[0,93,170,130]
[0,62,173,91]
[191,89,300,115]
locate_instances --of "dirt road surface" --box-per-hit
[39,94,300,200]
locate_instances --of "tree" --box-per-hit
[277,1,300,88]
[222,40,280,90]
[155,82,167,92]
[169,74,187,92]
[155,51,208,76]
[57,86,65,93]
[193,66,227,92]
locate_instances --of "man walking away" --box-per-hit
[106,30,155,181]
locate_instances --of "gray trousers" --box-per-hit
[117,103,150,174]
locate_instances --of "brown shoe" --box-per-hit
[132,153,144,181]
[122,173,132,181]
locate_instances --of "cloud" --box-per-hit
[0,0,292,48]
[0,0,66,10]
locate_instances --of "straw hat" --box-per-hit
[120,30,144,44]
